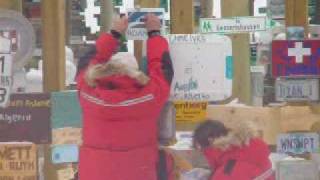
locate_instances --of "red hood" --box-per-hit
[204,138,271,171]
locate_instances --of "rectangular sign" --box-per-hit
[0,143,37,180]
[127,8,165,40]
[169,34,233,101]
[52,144,79,164]
[272,40,320,77]
[275,78,319,102]
[0,93,51,144]
[200,16,267,34]
[51,91,82,129]
[174,101,207,122]
[277,133,319,154]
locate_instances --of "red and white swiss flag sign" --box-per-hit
[272,40,320,77]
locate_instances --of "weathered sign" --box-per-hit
[276,160,319,180]
[52,144,79,164]
[275,78,319,102]
[174,101,207,122]
[0,93,51,144]
[277,133,319,154]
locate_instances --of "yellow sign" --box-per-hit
[174,101,208,122]
[0,143,37,180]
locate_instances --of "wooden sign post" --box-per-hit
[170,0,194,34]
[285,0,309,36]
[41,0,66,92]
[221,0,252,105]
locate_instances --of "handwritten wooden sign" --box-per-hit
[277,133,319,154]
[0,93,51,144]
[0,143,37,180]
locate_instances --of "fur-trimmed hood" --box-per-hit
[85,53,150,88]
[211,120,259,150]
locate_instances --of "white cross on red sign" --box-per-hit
[288,42,311,63]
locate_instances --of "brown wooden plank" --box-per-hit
[285,0,309,36]
[170,0,194,34]
[41,0,66,92]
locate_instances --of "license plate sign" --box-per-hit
[275,78,319,102]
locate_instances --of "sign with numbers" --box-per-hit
[0,54,13,107]
[168,34,233,101]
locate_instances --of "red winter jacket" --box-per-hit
[76,33,173,180]
[204,121,274,180]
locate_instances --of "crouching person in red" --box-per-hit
[76,14,174,180]
[193,120,274,180]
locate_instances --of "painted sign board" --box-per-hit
[272,40,320,77]
[51,91,82,129]
[200,16,267,34]
[275,78,319,102]
[0,93,51,144]
[168,34,233,101]
[0,143,37,180]
[277,133,319,154]
[127,8,165,40]
[52,144,79,164]
[174,101,207,122]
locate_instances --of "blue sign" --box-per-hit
[52,144,79,164]
[127,8,165,40]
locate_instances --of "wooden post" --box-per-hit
[133,0,160,63]
[285,0,309,36]
[101,0,114,32]
[170,0,194,34]
[0,0,22,12]
[200,0,213,18]
[221,0,252,105]
[41,0,66,92]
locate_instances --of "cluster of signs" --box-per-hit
[0,91,82,179]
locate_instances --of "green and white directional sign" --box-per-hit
[200,16,267,34]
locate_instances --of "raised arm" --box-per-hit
[145,14,174,94]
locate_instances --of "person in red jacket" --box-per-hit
[76,14,174,180]
[193,120,274,180]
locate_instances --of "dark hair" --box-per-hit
[76,45,97,75]
[193,120,228,149]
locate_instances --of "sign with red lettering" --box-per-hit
[272,40,320,77]
[0,143,37,180]
[0,93,51,144]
